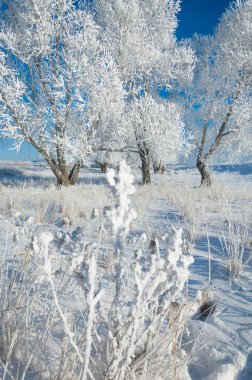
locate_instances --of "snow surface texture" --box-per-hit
[0,161,251,379]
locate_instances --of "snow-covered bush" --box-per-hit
[0,161,193,379]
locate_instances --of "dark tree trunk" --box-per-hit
[196,157,212,187]
[139,147,151,184]
[68,161,82,185]
[153,161,165,174]
[100,162,108,173]
[56,176,70,186]
[56,161,82,186]
[94,160,109,173]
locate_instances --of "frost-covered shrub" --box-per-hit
[0,161,193,380]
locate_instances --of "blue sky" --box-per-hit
[0,0,233,161]
[0,139,39,161]
[177,0,233,39]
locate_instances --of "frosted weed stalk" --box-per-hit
[105,161,194,379]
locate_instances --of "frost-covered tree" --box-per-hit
[126,95,192,183]
[94,0,195,184]
[181,0,252,186]
[0,0,125,185]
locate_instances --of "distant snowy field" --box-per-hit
[0,160,251,380]
[0,159,251,187]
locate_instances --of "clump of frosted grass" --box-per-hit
[219,221,249,280]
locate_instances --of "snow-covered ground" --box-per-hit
[0,160,251,379]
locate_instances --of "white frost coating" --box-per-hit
[112,226,193,378]
[82,252,97,380]
[106,160,137,378]
[33,232,53,276]
[106,166,194,379]
[139,232,148,244]
[0,6,126,184]
[140,228,194,305]
[28,163,194,379]
[34,232,84,365]
[106,160,137,240]
[180,0,252,173]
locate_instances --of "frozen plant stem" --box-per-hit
[38,232,84,365]
[105,161,193,378]
[206,229,211,283]
[106,161,137,378]
[107,161,136,329]
[82,251,103,380]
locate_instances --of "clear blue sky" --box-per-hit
[177,0,233,39]
[0,0,233,161]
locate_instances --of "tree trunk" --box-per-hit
[56,176,70,186]
[153,160,164,174]
[196,157,212,187]
[94,160,109,173]
[139,147,151,184]
[68,161,82,185]
[100,162,108,173]
[55,161,82,186]
[48,164,70,186]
